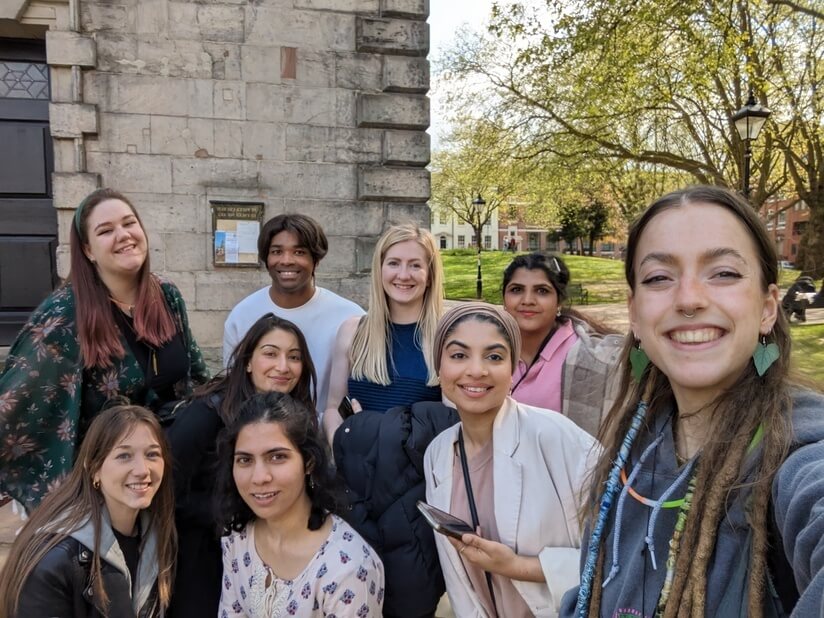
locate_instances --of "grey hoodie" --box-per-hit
[560,389,824,617]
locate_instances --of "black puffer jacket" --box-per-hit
[16,537,159,618]
[334,401,459,618]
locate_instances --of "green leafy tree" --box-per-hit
[440,0,824,275]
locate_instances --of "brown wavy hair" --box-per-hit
[69,188,176,369]
[585,186,794,617]
[0,405,176,617]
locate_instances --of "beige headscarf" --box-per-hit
[433,302,522,374]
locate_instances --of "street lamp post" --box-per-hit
[473,194,486,299]
[731,90,771,200]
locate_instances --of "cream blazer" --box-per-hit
[423,397,599,617]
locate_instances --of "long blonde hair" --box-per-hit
[349,224,444,386]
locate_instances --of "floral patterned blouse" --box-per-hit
[219,515,385,617]
[0,278,208,509]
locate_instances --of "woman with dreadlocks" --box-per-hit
[560,185,824,618]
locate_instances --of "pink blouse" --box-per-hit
[510,320,579,412]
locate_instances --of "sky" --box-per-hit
[428,0,495,150]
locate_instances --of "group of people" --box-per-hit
[0,184,822,618]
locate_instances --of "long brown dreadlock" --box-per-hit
[584,186,795,618]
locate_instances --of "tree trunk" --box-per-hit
[796,193,824,280]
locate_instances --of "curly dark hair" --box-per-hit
[256,213,328,267]
[214,392,341,535]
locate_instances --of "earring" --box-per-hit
[93,479,100,490]
[306,474,315,490]
[556,308,562,317]
[629,340,650,382]
[752,335,780,377]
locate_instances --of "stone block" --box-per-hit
[215,120,245,158]
[52,172,100,210]
[383,129,429,166]
[242,122,286,161]
[86,152,172,194]
[285,126,382,164]
[335,53,382,91]
[136,0,168,34]
[214,80,245,120]
[331,275,370,308]
[245,6,355,53]
[357,93,428,130]
[84,74,214,118]
[126,192,205,233]
[49,66,73,103]
[46,31,96,67]
[294,50,335,87]
[204,43,242,81]
[49,103,98,138]
[149,116,214,157]
[162,271,195,308]
[132,39,214,78]
[162,233,208,271]
[258,162,357,200]
[245,83,285,122]
[356,18,428,56]
[81,3,133,33]
[320,236,358,273]
[195,271,267,312]
[358,166,429,201]
[354,236,377,272]
[385,201,430,228]
[56,244,71,279]
[381,0,428,19]
[336,90,358,127]
[283,87,337,126]
[85,113,151,154]
[185,309,228,349]
[382,56,428,93]
[241,45,280,84]
[52,140,76,174]
[168,3,245,43]
[171,158,259,194]
[281,199,385,236]
[293,0,379,12]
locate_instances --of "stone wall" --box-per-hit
[42,0,431,349]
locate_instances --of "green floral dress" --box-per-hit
[0,277,209,509]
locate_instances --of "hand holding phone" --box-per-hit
[417,501,475,540]
[338,396,355,420]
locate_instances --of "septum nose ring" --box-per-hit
[681,310,696,318]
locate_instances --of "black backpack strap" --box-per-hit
[766,498,799,614]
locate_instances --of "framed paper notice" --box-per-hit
[210,201,264,267]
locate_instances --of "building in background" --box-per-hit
[760,196,809,264]
[0,0,431,350]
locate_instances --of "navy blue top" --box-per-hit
[347,321,441,413]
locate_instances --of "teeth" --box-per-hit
[127,483,149,489]
[252,492,276,499]
[670,328,722,344]
[462,386,488,393]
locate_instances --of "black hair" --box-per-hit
[197,314,318,425]
[257,213,329,266]
[214,392,341,534]
[502,252,571,304]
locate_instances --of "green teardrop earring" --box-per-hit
[752,335,780,377]
[630,340,650,382]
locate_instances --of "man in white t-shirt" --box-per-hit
[223,214,364,415]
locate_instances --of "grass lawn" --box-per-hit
[443,250,805,305]
[790,323,824,383]
[442,250,626,305]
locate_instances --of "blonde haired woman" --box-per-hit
[323,223,444,436]
[323,223,451,618]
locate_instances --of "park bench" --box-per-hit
[567,282,589,305]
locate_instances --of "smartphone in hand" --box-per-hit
[338,396,355,420]
[417,501,475,540]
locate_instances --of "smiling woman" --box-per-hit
[424,303,599,617]
[560,186,824,618]
[0,405,176,618]
[0,188,208,511]
[214,392,385,617]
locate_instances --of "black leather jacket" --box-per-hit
[17,537,159,618]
